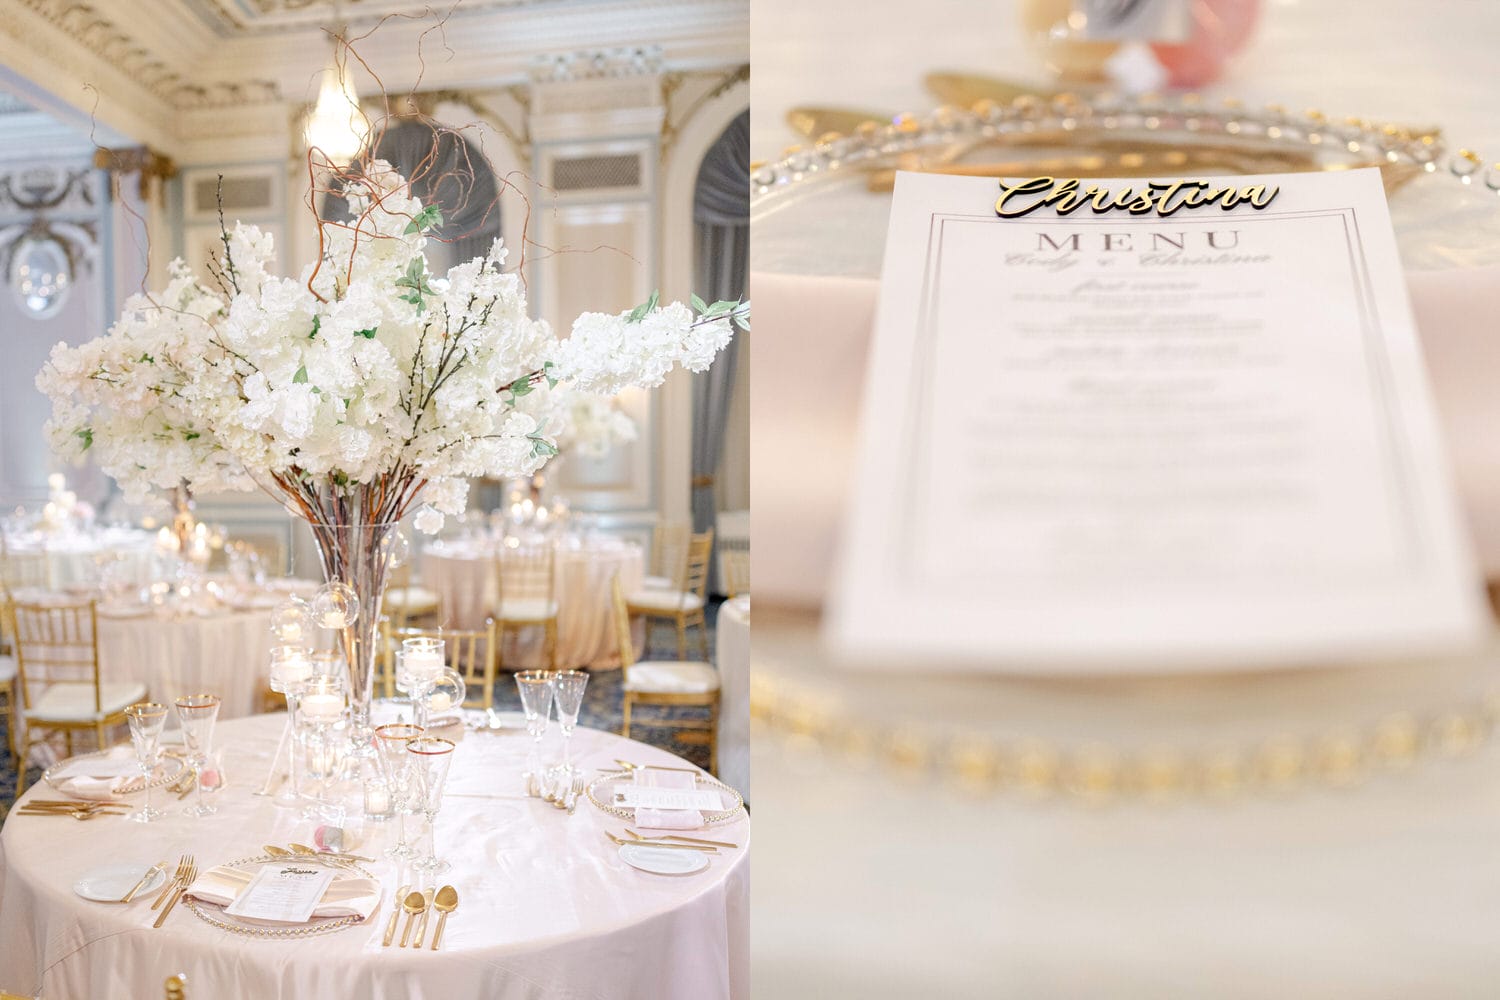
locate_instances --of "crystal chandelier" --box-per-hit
[304,42,367,165]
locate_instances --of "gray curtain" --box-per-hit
[322,120,501,271]
[691,111,749,589]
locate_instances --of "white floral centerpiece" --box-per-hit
[551,387,639,459]
[37,160,747,735]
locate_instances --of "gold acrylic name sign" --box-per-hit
[994,176,1280,219]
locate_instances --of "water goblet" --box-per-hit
[551,670,589,778]
[173,693,221,817]
[374,723,425,859]
[515,670,554,794]
[123,702,168,823]
[406,736,457,874]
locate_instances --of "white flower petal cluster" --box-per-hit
[549,387,638,459]
[37,162,736,523]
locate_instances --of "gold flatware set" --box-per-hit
[14,798,128,820]
[385,884,459,950]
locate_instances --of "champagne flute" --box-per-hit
[173,693,221,817]
[374,723,424,860]
[551,670,589,779]
[515,670,554,794]
[123,702,168,823]
[406,737,457,874]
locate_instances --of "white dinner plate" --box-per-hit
[618,842,710,876]
[73,863,167,903]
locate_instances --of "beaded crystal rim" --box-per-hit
[750,92,1500,205]
[585,771,745,827]
[750,671,1500,804]
[42,746,189,796]
[180,853,374,940]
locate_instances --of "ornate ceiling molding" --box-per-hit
[531,45,665,83]
[15,0,282,109]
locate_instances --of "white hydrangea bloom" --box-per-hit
[36,162,742,526]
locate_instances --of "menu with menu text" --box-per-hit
[829,169,1488,671]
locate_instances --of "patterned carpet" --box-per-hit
[0,601,723,825]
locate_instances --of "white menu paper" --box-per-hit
[223,865,335,924]
[614,786,724,811]
[829,169,1488,672]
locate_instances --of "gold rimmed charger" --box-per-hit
[42,747,189,796]
[177,852,376,940]
[584,770,745,828]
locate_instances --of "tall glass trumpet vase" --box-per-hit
[124,702,168,823]
[174,694,221,818]
[301,510,404,759]
[407,736,457,875]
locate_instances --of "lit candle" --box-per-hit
[281,622,303,643]
[272,652,312,687]
[428,691,453,712]
[364,784,391,816]
[156,526,178,552]
[301,693,343,722]
[402,650,443,681]
[320,611,346,629]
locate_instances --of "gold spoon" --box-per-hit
[398,890,426,948]
[383,883,412,947]
[263,846,293,858]
[429,885,459,950]
[412,887,437,948]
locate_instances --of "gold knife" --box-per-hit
[120,861,168,904]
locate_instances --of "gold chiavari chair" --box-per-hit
[383,560,442,630]
[11,599,146,795]
[627,529,713,660]
[380,618,500,707]
[612,575,719,774]
[495,542,558,670]
[642,520,691,591]
[722,547,750,600]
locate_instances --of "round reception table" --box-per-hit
[4,527,157,590]
[0,713,749,999]
[420,538,645,669]
[716,595,751,801]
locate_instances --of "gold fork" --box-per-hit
[152,855,193,911]
[153,857,197,928]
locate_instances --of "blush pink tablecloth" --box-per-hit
[0,713,748,999]
[420,539,645,669]
[752,265,1500,607]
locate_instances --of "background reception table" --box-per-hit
[0,714,749,998]
[716,596,750,800]
[421,538,645,668]
[95,606,275,720]
[4,527,156,590]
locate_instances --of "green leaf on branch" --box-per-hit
[510,377,534,400]
[75,428,93,451]
[395,258,436,314]
[138,352,154,364]
[405,205,444,235]
[542,360,558,389]
[184,431,200,441]
[355,327,377,339]
[309,316,321,340]
[293,365,308,384]
[691,293,707,314]
[626,290,660,323]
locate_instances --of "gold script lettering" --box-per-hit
[994,177,1281,219]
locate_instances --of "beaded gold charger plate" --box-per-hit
[180,853,374,940]
[42,747,189,796]
[752,93,1500,277]
[585,771,746,828]
[753,606,1500,804]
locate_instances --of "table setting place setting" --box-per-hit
[7,592,746,955]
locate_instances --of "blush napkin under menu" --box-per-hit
[831,168,1488,672]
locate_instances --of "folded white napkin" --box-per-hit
[633,769,705,831]
[185,864,381,923]
[51,748,140,800]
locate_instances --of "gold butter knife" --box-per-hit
[119,861,168,904]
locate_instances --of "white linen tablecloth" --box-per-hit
[421,539,645,669]
[0,713,748,999]
[715,596,751,800]
[5,527,157,590]
[95,607,275,720]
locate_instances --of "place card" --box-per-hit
[829,169,1488,672]
[614,786,723,812]
[224,865,335,924]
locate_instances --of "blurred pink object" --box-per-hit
[1151,0,1260,87]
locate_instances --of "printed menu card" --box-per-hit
[830,169,1488,672]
